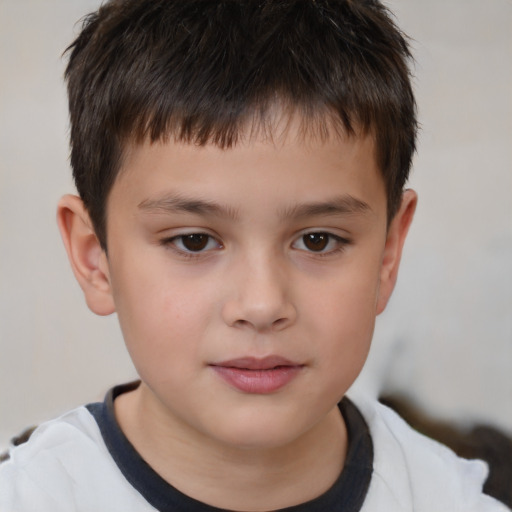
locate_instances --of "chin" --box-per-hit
[204,410,311,452]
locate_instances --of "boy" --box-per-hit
[0,0,508,510]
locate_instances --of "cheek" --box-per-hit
[303,263,380,367]
[311,295,376,357]
[314,300,375,397]
[110,260,218,376]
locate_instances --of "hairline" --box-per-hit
[101,109,390,251]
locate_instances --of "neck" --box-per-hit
[115,384,347,511]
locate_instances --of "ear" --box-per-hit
[57,194,116,316]
[376,189,417,315]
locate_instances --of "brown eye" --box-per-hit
[292,231,348,255]
[181,234,210,252]
[303,233,329,252]
[165,232,222,255]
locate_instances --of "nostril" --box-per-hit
[221,291,297,331]
[231,317,289,332]
[233,319,250,329]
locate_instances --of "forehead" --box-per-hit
[110,117,387,229]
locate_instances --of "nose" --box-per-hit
[221,252,297,332]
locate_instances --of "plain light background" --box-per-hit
[1,0,511,448]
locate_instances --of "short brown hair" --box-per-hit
[65,0,417,248]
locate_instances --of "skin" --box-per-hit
[58,119,416,511]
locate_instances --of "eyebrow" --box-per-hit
[138,193,240,220]
[138,192,371,222]
[279,195,372,220]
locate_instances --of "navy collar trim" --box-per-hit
[86,382,373,511]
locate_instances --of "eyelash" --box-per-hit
[292,232,351,257]
[160,231,351,258]
[160,233,223,259]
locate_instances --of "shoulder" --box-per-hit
[347,392,510,512]
[0,406,102,509]
[0,405,152,511]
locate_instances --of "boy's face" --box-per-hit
[61,120,414,450]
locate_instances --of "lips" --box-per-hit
[209,356,304,394]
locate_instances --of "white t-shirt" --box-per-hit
[0,383,508,512]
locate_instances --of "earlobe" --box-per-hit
[376,189,417,315]
[57,194,116,316]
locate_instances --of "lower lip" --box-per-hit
[211,365,303,394]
